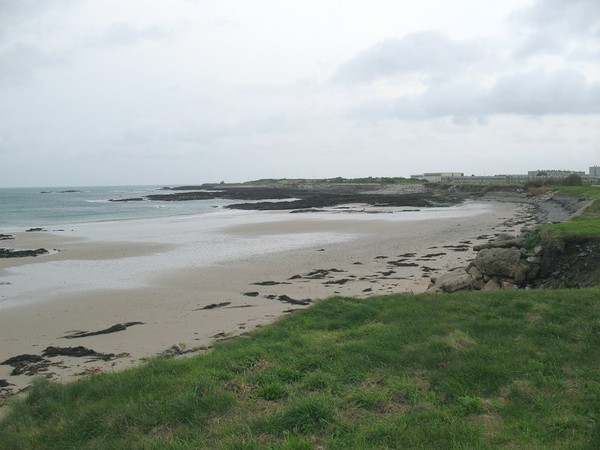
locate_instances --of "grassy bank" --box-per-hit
[2,289,600,449]
[542,186,600,239]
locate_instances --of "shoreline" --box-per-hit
[0,200,536,405]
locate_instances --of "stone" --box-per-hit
[527,264,540,280]
[467,265,482,278]
[496,233,516,241]
[472,279,486,290]
[474,248,522,279]
[428,270,475,293]
[513,262,530,285]
[481,279,501,291]
[160,345,182,358]
[501,281,517,290]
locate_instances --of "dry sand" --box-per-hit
[0,200,536,406]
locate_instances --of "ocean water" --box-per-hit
[0,185,236,230]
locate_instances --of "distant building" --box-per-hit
[528,170,585,178]
[410,172,464,183]
[411,167,598,184]
[445,174,528,184]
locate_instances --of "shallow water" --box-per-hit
[0,185,234,230]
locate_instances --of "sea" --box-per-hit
[0,185,237,231]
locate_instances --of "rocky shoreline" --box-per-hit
[427,190,599,292]
[112,182,462,211]
[111,181,588,218]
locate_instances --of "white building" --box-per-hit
[410,172,464,182]
[528,170,585,178]
[590,166,600,177]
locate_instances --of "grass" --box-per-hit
[2,288,600,449]
[541,185,600,239]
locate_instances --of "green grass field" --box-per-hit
[2,288,600,449]
[542,186,600,239]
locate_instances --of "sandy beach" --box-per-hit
[0,200,536,402]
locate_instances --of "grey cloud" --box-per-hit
[0,0,76,38]
[90,23,172,48]
[333,31,485,83]
[357,69,600,122]
[488,69,600,115]
[0,43,66,85]
[516,0,600,36]
[511,0,600,57]
[0,21,171,88]
[0,0,47,25]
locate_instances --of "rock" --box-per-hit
[42,346,115,361]
[527,264,540,280]
[496,233,516,241]
[467,265,482,278]
[0,248,48,258]
[276,295,311,305]
[160,345,182,358]
[63,322,144,339]
[324,278,352,285]
[253,281,287,286]
[474,248,521,278]
[472,279,486,290]
[198,302,231,310]
[473,239,524,251]
[427,270,475,293]
[501,281,518,289]
[109,197,144,202]
[513,263,530,285]
[495,239,524,249]
[481,279,501,291]
[1,354,51,376]
[388,261,419,267]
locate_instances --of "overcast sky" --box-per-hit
[0,0,598,187]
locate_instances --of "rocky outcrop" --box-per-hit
[473,248,531,284]
[0,248,48,258]
[428,229,599,293]
[136,184,463,210]
[428,233,545,293]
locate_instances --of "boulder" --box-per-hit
[427,270,475,293]
[496,233,516,241]
[472,279,486,290]
[501,280,518,290]
[481,279,501,291]
[160,345,182,358]
[467,265,482,278]
[474,248,522,279]
[473,238,524,251]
